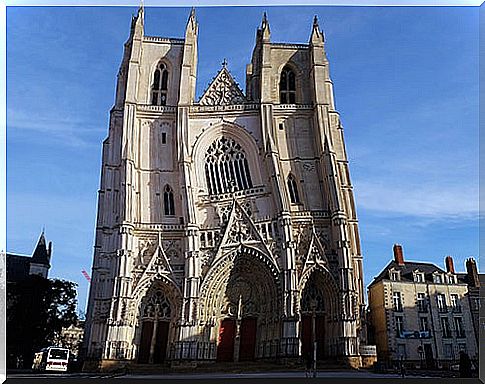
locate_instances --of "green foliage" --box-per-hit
[7,276,78,366]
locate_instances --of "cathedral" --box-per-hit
[83,7,366,369]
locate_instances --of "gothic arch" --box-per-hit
[148,58,173,106]
[297,264,339,316]
[191,121,263,193]
[276,61,304,104]
[198,246,282,359]
[163,184,175,216]
[204,137,253,195]
[198,246,281,323]
[132,277,181,363]
[297,265,341,359]
[287,173,300,204]
[132,273,183,316]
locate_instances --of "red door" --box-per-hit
[138,321,153,363]
[217,319,236,362]
[239,317,257,361]
[153,321,169,363]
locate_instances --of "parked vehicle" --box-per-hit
[32,347,70,372]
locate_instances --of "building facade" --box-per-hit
[6,232,52,368]
[83,8,365,368]
[6,231,52,282]
[368,244,478,369]
[57,320,85,359]
[456,258,481,346]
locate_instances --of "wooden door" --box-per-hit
[315,315,325,360]
[301,315,325,360]
[239,317,257,361]
[138,321,153,364]
[216,319,236,362]
[153,321,169,364]
[424,344,434,369]
[301,315,312,358]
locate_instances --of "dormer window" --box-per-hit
[390,270,401,281]
[413,271,425,283]
[433,273,443,284]
[446,275,456,284]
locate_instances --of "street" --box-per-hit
[6,369,448,380]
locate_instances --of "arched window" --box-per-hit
[151,63,169,106]
[163,185,175,216]
[279,66,296,104]
[287,174,300,204]
[205,137,253,195]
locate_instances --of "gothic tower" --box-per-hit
[83,8,365,369]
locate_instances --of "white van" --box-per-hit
[32,347,70,372]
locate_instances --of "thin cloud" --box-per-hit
[354,179,478,220]
[7,108,103,148]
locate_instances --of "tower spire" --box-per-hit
[310,14,324,44]
[187,7,197,32]
[129,1,144,38]
[261,11,270,41]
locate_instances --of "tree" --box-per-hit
[7,276,78,367]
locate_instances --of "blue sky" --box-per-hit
[6,6,479,313]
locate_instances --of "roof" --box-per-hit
[6,232,52,281]
[369,259,450,288]
[6,253,31,282]
[31,232,51,266]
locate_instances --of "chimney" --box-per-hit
[445,255,455,274]
[466,258,480,287]
[393,244,405,266]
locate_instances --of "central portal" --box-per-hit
[203,249,281,362]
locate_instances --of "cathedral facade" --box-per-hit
[83,8,366,368]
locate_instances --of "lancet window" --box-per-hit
[279,66,296,104]
[163,185,175,216]
[205,137,253,195]
[287,174,300,204]
[151,62,169,106]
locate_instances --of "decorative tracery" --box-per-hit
[142,288,172,320]
[301,273,325,313]
[151,62,169,106]
[199,65,246,106]
[205,137,253,195]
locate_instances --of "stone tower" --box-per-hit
[83,8,365,369]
